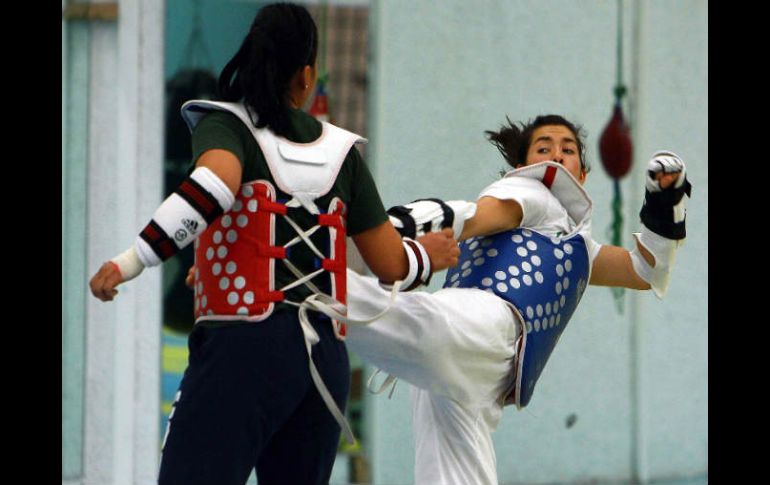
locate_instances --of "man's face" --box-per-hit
[525,125,586,184]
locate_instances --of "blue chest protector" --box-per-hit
[444,228,590,408]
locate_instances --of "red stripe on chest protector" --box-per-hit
[542,166,557,189]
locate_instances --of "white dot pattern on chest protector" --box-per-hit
[526,306,534,319]
[213,231,223,244]
[217,246,228,259]
[482,277,493,287]
[450,272,459,282]
[554,248,564,259]
[247,200,257,212]
[234,276,246,289]
[202,295,208,309]
[512,234,524,243]
[535,271,544,284]
[227,291,239,305]
[556,281,563,294]
[510,278,520,289]
[534,319,541,331]
[564,243,573,255]
[241,186,254,198]
[482,238,493,247]
[221,215,232,228]
[225,262,237,274]
[526,321,533,333]
[522,261,532,272]
[226,230,238,243]
[487,248,499,257]
[232,200,243,212]
[474,257,485,266]
[462,268,472,277]
[523,275,533,286]
[236,215,248,228]
[517,247,528,257]
[556,314,562,326]
[469,240,479,250]
[197,282,203,295]
[473,249,484,258]
[526,240,538,251]
[237,306,248,315]
[212,263,222,276]
[462,261,471,270]
[563,277,570,290]
[496,282,508,292]
[509,265,520,276]
[565,259,573,272]
[219,277,230,290]
[560,295,566,307]
[522,229,533,237]
[495,271,506,280]
[531,255,541,266]
[545,302,552,315]
[244,291,254,304]
[206,248,214,261]
[556,264,564,277]
[536,304,543,317]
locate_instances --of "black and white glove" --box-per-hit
[640,150,692,240]
[631,150,693,299]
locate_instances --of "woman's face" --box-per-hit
[525,125,586,184]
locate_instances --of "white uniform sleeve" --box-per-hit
[478,177,548,228]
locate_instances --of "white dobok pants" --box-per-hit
[344,269,521,485]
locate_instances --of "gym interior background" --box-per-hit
[62,1,707,483]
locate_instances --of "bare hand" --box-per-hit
[185,266,196,289]
[89,262,124,302]
[417,228,461,272]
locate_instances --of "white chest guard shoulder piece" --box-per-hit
[181,100,367,213]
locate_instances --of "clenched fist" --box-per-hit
[417,228,461,272]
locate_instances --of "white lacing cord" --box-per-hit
[367,369,399,399]
[282,214,326,259]
[296,281,403,444]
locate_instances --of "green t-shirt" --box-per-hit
[190,108,387,308]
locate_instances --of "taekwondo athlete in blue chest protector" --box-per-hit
[304,114,692,485]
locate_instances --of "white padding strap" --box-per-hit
[190,166,236,210]
[109,246,145,282]
[630,225,680,299]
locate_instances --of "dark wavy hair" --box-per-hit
[485,115,589,173]
[218,3,318,137]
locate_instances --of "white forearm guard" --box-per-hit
[379,238,432,292]
[387,199,477,239]
[109,167,235,282]
[629,228,679,299]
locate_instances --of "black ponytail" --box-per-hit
[218,3,318,137]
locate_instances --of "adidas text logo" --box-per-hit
[182,219,199,234]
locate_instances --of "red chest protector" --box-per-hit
[183,100,366,339]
